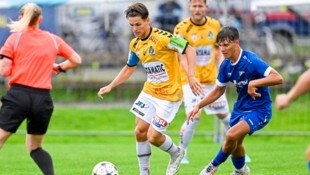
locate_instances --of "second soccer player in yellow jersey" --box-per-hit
[174,0,231,164]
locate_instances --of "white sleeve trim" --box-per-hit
[264,67,272,77]
[216,79,227,87]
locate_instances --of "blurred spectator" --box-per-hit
[154,0,182,33]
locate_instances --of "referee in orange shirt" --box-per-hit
[0,3,81,175]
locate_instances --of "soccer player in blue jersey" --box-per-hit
[187,26,284,175]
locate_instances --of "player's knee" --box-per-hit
[147,131,163,146]
[225,132,239,144]
[135,127,147,139]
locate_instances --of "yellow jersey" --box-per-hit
[128,27,189,102]
[174,17,221,84]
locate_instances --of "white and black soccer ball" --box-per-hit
[92,161,119,175]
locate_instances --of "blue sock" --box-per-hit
[308,161,310,172]
[231,156,245,169]
[212,148,230,166]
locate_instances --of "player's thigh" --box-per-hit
[0,89,28,133]
[151,97,181,133]
[231,110,271,135]
[28,93,54,135]
[130,91,156,124]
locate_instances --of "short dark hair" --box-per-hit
[189,0,207,4]
[216,26,239,43]
[124,2,149,19]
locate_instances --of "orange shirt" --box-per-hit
[0,29,74,89]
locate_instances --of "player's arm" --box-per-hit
[283,69,310,102]
[276,68,310,110]
[187,85,226,123]
[248,68,284,100]
[0,55,13,76]
[53,52,82,74]
[183,45,203,96]
[98,51,139,99]
[97,65,136,99]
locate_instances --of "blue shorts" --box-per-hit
[230,110,271,135]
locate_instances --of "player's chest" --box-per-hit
[187,28,217,46]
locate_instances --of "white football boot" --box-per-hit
[166,147,185,175]
[199,162,218,175]
[231,165,250,175]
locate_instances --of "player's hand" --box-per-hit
[248,84,261,100]
[97,85,112,99]
[275,94,291,110]
[52,63,61,75]
[186,104,201,124]
[188,76,204,96]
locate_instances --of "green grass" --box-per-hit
[0,105,309,175]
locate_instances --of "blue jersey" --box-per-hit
[217,49,273,112]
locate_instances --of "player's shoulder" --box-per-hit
[152,27,173,38]
[174,18,191,33]
[206,16,221,28]
[175,17,191,28]
[242,50,262,61]
[129,37,141,50]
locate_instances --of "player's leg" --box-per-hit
[0,129,12,149]
[135,117,151,175]
[0,86,26,149]
[130,92,155,175]
[179,84,201,164]
[230,137,250,175]
[199,120,249,175]
[27,88,54,175]
[27,134,54,175]
[229,110,271,174]
[148,97,183,175]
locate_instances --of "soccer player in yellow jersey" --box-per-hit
[97,3,202,175]
[174,0,231,164]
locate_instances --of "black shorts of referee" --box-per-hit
[0,84,54,134]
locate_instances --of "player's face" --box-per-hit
[189,0,207,23]
[218,39,240,61]
[128,16,150,39]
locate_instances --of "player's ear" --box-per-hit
[145,17,150,23]
[38,15,43,24]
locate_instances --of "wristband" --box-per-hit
[57,64,66,73]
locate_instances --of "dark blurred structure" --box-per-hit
[154,0,182,33]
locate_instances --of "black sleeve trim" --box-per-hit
[0,54,13,60]
[181,42,189,54]
[126,63,137,67]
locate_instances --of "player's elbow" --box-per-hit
[276,74,284,85]
[70,52,82,66]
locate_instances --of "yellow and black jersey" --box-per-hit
[174,17,221,85]
[127,27,189,102]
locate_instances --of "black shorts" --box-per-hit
[0,84,54,134]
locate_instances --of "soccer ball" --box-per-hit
[92,161,119,175]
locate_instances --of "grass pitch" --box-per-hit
[0,105,308,175]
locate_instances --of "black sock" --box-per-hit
[30,148,54,175]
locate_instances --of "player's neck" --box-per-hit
[190,16,207,26]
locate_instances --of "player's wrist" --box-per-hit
[57,64,66,73]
